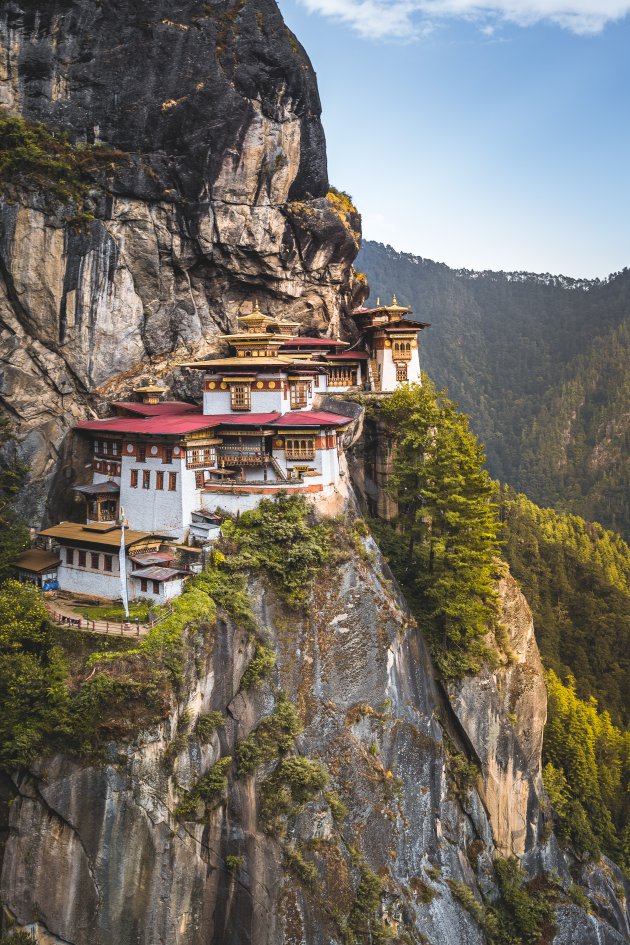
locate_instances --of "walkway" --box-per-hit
[46,598,172,638]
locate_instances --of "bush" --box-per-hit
[175,756,232,819]
[240,642,276,690]
[195,711,224,743]
[236,695,301,775]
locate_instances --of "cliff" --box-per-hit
[0,0,364,524]
[2,529,628,945]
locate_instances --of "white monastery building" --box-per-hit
[25,298,427,602]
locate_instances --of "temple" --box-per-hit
[26,296,428,602]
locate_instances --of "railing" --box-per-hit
[328,375,357,387]
[393,350,412,361]
[217,452,270,466]
[47,603,174,637]
[285,450,315,460]
[186,459,216,470]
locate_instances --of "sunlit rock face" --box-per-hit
[2,539,628,945]
[0,0,364,524]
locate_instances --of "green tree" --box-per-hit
[380,378,503,678]
[0,416,30,580]
[0,580,69,770]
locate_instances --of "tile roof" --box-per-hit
[130,566,187,581]
[73,481,120,495]
[38,522,162,548]
[13,548,61,572]
[270,411,353,427]
[112,401,200,416]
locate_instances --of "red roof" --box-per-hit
[270,411,353,427]
[281,337,348,348]
[77,415,225,435]
[76,410,352,435]
[113,401,200,416]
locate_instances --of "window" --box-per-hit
[111,441,120,456]
[230,383,251,410]
[142,470,151,489]
[102,440,108,455]
[90,553,100,569]
[195,471,205,489]
[140,578,148,592]
[155,471,164,490]
[163,447,173,464]
[152,581,160,595]
[130,469,138,488]
[78,550,87,568]
[289,382,309,409]
[396,362,408,382]
[169,472,177,491]
[66,548,74,565]
[103,554,113,573]
[137,445,147,463]
[285,437,315,460]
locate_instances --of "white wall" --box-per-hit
[132,576,185,602]
[119,454,196,539]
[56,555,130,600]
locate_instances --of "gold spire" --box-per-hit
[376,296,380,307]
[392,293,397,305]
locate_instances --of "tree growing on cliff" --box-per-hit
[380,378,502,678]
[0,416,30,581]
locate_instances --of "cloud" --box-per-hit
[297,0,630,38]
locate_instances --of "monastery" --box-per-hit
[17,298,428,604]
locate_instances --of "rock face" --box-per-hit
[0,0,364,524]
[2,541,628,944]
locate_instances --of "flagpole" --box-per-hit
[119,506,130,620]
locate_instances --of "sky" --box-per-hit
[278,0,630,277]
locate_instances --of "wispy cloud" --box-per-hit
[297,0,630,39]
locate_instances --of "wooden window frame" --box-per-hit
[230,383,251,411]
[289,382,309,409]
[137,445,147,463]
[142,470,151,490]
[155,471,164,490]
[78,550,87,568]
[168,472,177,492]
[163,447,173,465]
[140,578,148,593]
[90,552,100,570]
[66,548,74,565]
[130,469,138,488]
[152,580,161,595]
[103,554,113,573]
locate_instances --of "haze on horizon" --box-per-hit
[279,0,630,279]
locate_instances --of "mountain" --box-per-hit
[356,240,630,539]
[0,0,364,526]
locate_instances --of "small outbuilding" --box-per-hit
[13,548,61,590]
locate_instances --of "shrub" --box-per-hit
[226,854,244,874]
[175,757,232,819]
[236,694,301,775]
[240,642,276,690]
[195,711,224,743]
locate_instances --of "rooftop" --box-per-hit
[39,522,163,548]
[13,548,61,573]
[112,401,200,417]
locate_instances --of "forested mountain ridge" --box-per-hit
[356,240,630,537]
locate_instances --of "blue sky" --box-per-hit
[278,0,630,277]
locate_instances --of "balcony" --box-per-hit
[285,449,315,461]
[186,459,216,470]
[392,349,412,361]
[217,451,270,466]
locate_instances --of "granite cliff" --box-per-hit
[0,0,364,524]
[2,530,628,944]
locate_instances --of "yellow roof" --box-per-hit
[39,522,162,548]
[181,356,328,369]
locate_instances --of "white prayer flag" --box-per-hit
[119,508,130,619]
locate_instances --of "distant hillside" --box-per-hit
[356,240,630,538]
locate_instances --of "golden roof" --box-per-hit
[39,522,162,548]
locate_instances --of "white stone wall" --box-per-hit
[132,576,185,603]
[202,373,325,416]
[119,454,196,539]
[55,553,132,600]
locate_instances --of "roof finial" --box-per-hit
[376,296,380,307]
[253,298,260,313]
[392,293,397,305]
